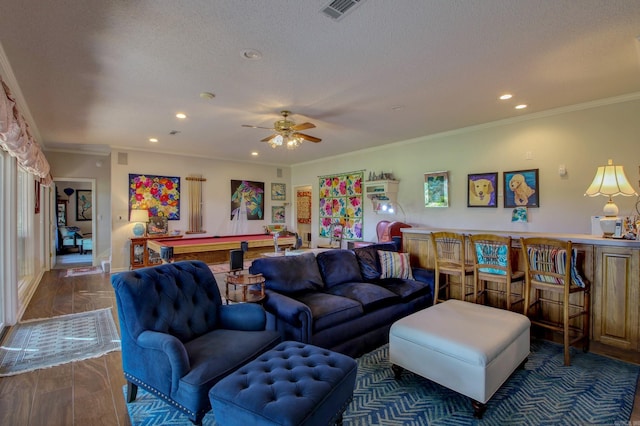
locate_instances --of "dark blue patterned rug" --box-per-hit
[125,339,639,425]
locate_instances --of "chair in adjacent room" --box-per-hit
[430,231,476,304]
[469,234,525,312]
[520,237,590,366]
[111,260,281,424]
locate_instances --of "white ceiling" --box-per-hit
[1,0,639,166]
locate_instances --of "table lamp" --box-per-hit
[130,209,150,237]
[584,159,637,237]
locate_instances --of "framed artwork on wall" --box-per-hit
[76,190,92,221]
[318,171,364,241]
[230,180,264,220]
[272,206,285,223]
[297,190,311,224]
[424,171,449,207]
[147,216,169,235]
[129,174,181,219]
[271,183,286,200]
[467,172,498,207]
[503,169,539,208]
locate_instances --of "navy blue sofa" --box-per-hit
[249,243,434,358]
[112,260,282,424]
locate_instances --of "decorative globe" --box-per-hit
[133,222,146,237]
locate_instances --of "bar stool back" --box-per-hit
[430,231,476,304]
[520,237,590,366]
[470,234,524,311]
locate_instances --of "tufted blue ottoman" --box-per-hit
[209,341,357,426]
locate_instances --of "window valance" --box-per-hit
[0,77,51,185]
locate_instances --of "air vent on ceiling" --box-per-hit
[321,0,365,21]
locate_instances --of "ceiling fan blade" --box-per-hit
[242,124,275,130]
[260,134,277,142]
[292,122,315,131]
[296,133,322,143]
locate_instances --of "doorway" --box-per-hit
[53,178,96,269]
[294,185,312,247]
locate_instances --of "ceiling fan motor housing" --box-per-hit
[274,119,295,132]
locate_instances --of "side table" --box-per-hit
[225,273,265,304]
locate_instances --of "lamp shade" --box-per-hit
[584,159,637,237]
[584,159,637,199]
[130,209,150,223]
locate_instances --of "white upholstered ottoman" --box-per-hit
[389,299,530,418]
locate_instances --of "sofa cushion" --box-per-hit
[327,282,399,312]
[316,250,363,288]
[374,277,431,301]
[250,253,324,294]
[379,250,414,280]
[293,292,363,332]
[354,242,398,280]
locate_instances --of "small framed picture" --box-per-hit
[76,189,92,221]
[147,216,169,235]
[272,206,285,223]
[271,182,286,201]
[468,172,498,208]
[503,169,539,208]
[424,171,449,207]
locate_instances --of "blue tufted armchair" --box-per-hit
[111,260,281,424]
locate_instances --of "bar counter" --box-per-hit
[401,227,640,352]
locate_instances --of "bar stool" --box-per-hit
[520,237,590,366]
[469,234,524,311]
[430,231,476,304]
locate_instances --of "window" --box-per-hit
[17,167,35,301]
[0,149,5,330]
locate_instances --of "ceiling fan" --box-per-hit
[242,110,322,149]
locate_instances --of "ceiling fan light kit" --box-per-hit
[243,110,322,150]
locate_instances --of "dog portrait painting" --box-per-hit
[467,173,498,207]
[503,169,539,208]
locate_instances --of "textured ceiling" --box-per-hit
[1,0,639,165]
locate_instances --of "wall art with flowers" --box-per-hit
[129,174,180,220]
[318,171,363,240]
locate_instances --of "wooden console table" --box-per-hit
[130,235,183,269]
[402,227,640,352]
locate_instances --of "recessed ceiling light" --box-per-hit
[241,49,262,60]
[251,152,259,156]
[499,94,513,100]
[391,105,404,111]
[149,138,158,143]
[515,104,528,110]
[176,113,187,119]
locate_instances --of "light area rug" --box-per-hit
[124,339,639,425]
[0,308,121,376]
[65,266,104,277]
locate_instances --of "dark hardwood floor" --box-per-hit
[1,268,640,425]
[0,268,130,426]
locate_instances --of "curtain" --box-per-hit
[0,77,52,185]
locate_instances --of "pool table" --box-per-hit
[147,233,296,264]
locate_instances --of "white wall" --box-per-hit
[292,96,640,243]
[110,150,291,271]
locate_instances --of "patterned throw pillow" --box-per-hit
[526,247,586,288]
[378,250,414,280]
[474,242,508,275]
